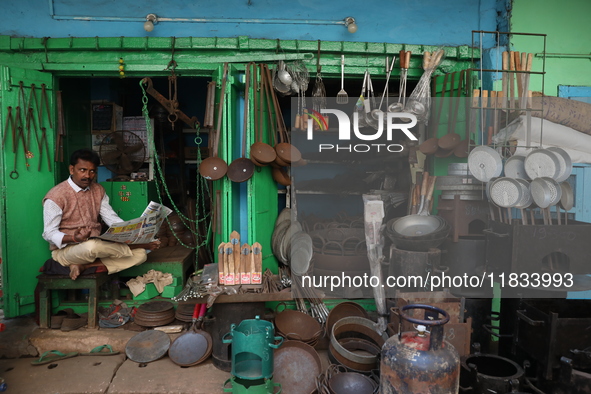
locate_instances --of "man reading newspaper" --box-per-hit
[42,149,167,280]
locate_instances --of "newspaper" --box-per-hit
[95,201,173,244]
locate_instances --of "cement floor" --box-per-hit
[0,312,329,393]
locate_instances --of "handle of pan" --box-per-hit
[192,303,200,320]
[516,309,545,326]
[268,335,284,349]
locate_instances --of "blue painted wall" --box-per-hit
[4,0,498,47]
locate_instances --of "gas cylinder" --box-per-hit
[380,304,460,394]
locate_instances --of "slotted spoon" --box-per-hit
[337,55,348,104]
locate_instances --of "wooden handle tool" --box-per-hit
[240,243,251,284]
[251,242,262,285]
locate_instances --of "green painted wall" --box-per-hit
[511,0,591,96]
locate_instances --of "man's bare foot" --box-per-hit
[130,240,161,251]
[69,264,82,280]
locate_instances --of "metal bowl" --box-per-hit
[328,372,377,394]
[390,215,444,237]
[386,216,448,239]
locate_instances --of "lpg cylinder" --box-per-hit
[380,304,460,394]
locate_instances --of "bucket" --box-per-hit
[223,377,282,394]
[223,316,283,380]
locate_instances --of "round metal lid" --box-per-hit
[524,149,560,180]
[125,330,171,363]
[504,155,529,180]
[546,147,572,182]
[489,177,523,208]
[468,146,503,182]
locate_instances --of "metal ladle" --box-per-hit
[199,63,229,180]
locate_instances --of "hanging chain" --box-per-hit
[140,80,211,252]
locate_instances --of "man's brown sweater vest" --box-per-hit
[43,180,105,250]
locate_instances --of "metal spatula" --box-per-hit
[337,54,348,104]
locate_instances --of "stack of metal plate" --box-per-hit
[175,303,197,323]
[134,300,176,327]
[437,163,485,201]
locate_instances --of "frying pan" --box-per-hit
[168,303,212,366]
[200,63,229,180]
[250,64,277,165]
[530,177,562,225]
[228,63,255,183]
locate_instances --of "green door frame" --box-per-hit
[0,34,475,317]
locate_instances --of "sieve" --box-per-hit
[546,147,572,183]
[468,146,503,182]
[530,177,562,225]
[524,149,560,180]
[514,178,533,225]
[489,177,523,208]
[504,155,529,180]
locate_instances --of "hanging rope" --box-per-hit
[140,80,212,259]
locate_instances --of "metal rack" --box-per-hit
[468,30,547,154]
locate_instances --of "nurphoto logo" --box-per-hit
[305,108,418,153]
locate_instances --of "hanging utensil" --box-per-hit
[504,155,529,180]
[546,147,572,182]
[250,64,277,166]
[336,54,348,104]
[468,145,503,182]
[264,64,301,165]
[228,63,255,183]
[524,148,560,180]
[199,63,229,180]
[390,50,411,112]
[559,182,574,225]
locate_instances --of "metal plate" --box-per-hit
[468,146,503,182]
[125,330,171,363]
[504,155,529,180]
[547,147,573,182]
[274,341,322,394]
[530,177,562,209]
[524,149,560,180]
[489,177,523,208]
[290,231,313,276]
[137,301,174,314]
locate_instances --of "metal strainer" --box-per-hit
[530,177,561,209]
[489,177,523,208]
[514,178,533,225]
[468,146,503,182]
[524,149,559,180]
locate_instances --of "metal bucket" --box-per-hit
[223,316,283,380]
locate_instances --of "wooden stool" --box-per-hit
[37,272,111,329]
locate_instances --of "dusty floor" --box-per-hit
[0,312,328,393]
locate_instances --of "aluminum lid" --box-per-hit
[524,149,560,180]
[468,146,503,182]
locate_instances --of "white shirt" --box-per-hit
[42,177,123,249]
